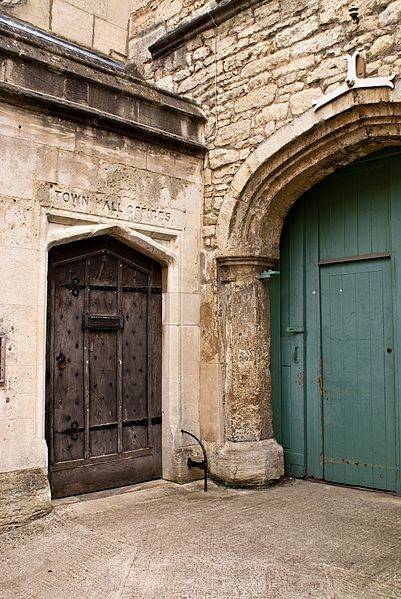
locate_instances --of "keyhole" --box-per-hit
[387,347,393,354]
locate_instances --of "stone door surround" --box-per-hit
[206,91,401,486]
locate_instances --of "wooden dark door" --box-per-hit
[46,235,162,498]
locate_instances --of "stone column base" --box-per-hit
[206,439,284,487]
[0,468,52,531]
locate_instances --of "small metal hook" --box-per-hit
[349,5,359,23]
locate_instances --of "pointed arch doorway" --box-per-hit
[46,235,162,498]
[271,148,401,492]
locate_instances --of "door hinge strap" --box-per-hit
[59,416,162,438]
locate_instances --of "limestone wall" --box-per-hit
[0,0,131,56]
[130,0,401,249]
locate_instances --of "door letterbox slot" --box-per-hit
[82,314,124,330]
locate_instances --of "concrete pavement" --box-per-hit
[1,478,401,598]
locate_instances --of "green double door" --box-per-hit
[271,149,401,492]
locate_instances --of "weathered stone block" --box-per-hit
[2,0,50,30]
[207,439,284,487]
[63,0,107,18]
[275,15,319,48]
[52,0,94,47]
[208,148,240,170]
[290,88,318,116]
[107,0,130,28]
[0,137,35,199]
[370,35,394,58]
[216,119,251,146]
[379,0,401,26]
[0,468,51,531]
[93,17,128,56]
[254,103,288,127]
[240,49,290,79]
[291,27,344,58]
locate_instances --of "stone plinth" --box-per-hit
[207,439,283,487]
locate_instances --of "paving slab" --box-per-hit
[1,479,401,598]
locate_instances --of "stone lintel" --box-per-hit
[207,439,284,487]
[0,468,51,531]
[217,255,276,283]
[149,0,265,59]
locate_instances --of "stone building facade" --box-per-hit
[128,0,401,487]
[0,1,205,527]
[2,0,401,526]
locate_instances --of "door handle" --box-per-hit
[287,326,304,334]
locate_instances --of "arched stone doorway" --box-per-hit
[207,93,401,487]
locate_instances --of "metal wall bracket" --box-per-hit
[259,270,280,279]
[313,49,395,112]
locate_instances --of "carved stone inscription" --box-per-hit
[37,184,185,229]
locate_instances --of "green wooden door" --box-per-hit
[320,259,396,490]
[271,148,401,492]
[271,202,306,477]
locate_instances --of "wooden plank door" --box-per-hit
[320,258,397,491]
[271,200,306,477]
[47,236,162,498]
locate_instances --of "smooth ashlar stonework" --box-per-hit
[0,85,204,523]
[0,0,130,56]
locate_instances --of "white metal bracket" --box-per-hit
[313,50,395,112]
[259,270,280,279]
